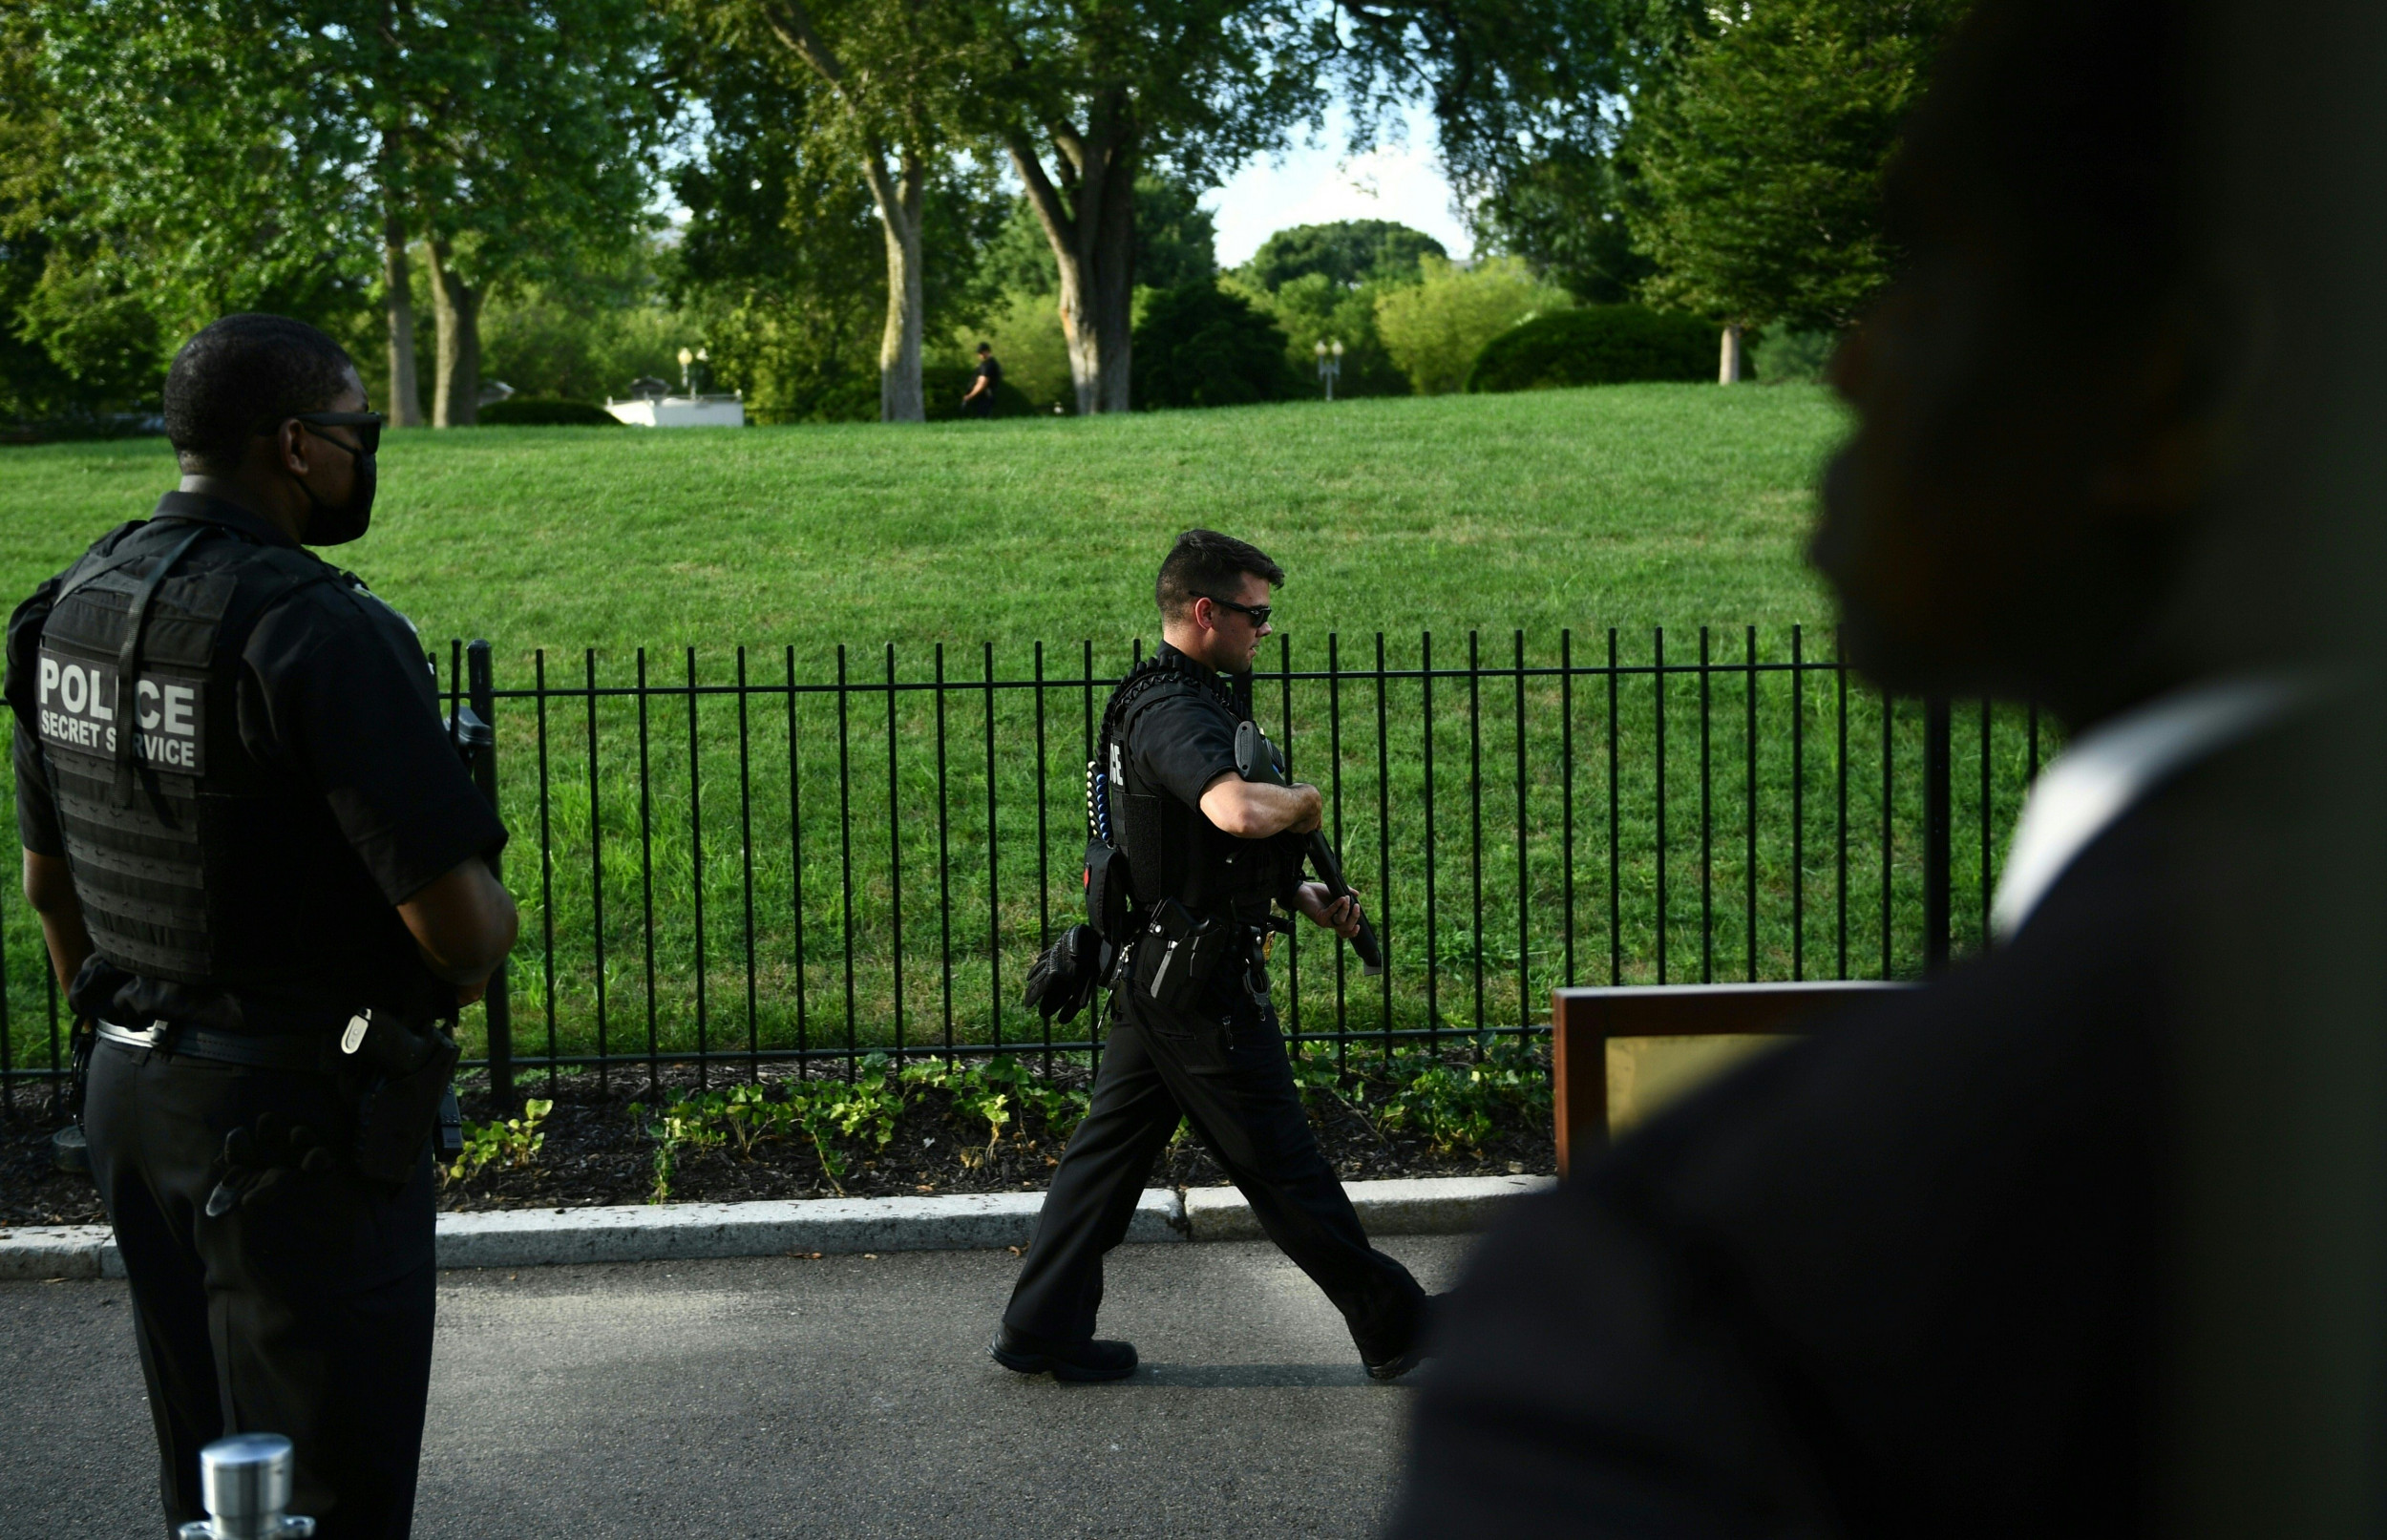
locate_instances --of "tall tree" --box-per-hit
[668,0,973,422]
[371,1,427,426]
[1474,148,1653,304]
[671,32,1003,421]
[1333,0,1695,206]
[1623,0,1971,372]
[962,0,1327,413]
[1328,0,1696,308]
[399,0,665,424]
[981,172,1217,298]
[30,0,663,425]
[0,0,158,423]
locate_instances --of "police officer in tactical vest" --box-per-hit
[994,530,1432,1382]
[8,314,518,1537]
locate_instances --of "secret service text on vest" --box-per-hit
[34,654,202,771]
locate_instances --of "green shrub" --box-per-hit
[475,396,624,427]
[446,1098,554,1184]
[1375,256,1574,395]
[1753,327,1839,384]
[1130,282,1299,410]
[1376,1040,1553,1155]
[1464,306,1715,393]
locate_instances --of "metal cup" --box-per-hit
[50,1124,89,1173]
[175,1433,315,1539]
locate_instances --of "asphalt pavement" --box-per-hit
[4,1234,1471,1538]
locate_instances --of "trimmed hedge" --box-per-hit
[1464,306,1715,393]
[475,396,623,426]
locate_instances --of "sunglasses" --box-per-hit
[1206,596,1272,627]
[291,411,385,455]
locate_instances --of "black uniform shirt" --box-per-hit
[13,492,505,1026]
[1125,642,1243,812]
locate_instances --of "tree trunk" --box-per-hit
[381,218,425,428]
[1081,172,1134,414]
[1011,98,1138,413]
[373,7,422,427]
[867,148,926,423]
[754,1,930,425]
[426,237,480,428]
[1719,324,1748,384]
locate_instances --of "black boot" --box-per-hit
[990,1324,1139,1382]
[1362,1292,1444,1382]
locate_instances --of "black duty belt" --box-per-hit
[96,1020,330,1073]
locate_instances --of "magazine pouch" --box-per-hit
[1084,839,1132,946]
[1131,897,1229,1013]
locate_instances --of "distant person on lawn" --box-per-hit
[961,342,1002,419]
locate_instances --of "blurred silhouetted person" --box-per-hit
[1387,0,2387,1532]
[962,342,1002,418]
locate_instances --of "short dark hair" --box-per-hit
[163,314,358,472]
[977,342,993,354]
[1156,530,1284,622]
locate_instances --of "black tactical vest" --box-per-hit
[6,516,435,1016]
[1097,654,1292,923]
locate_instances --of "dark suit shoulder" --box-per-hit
[1393,741,2232,1539]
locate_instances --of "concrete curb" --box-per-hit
[1181,1174,1554,1242]
[0,1225,119,1282]
[435,1190,1184,1268]
[2,1174,1552,1279]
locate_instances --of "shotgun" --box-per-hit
[1235,719,1385,975]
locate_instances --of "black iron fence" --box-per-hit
[0,626,2050,1103]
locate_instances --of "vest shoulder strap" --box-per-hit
[1098,655,1241,754]
[9,521,149,733]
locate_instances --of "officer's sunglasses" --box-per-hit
[291,411,385,455]
[1206,596,1272,628]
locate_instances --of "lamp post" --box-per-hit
[677,347,693,396]
[1315,337,1344,402]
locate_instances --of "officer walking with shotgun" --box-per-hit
[8,314,517,1537]
[999,529,1432,1382]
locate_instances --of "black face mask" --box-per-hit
[302,450,374,545]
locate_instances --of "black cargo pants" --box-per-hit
[1003,955,1426,1361]
[84,1038,437,1540]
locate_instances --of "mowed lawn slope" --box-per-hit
[0,385,1848,658]
[0,386,2013,1080]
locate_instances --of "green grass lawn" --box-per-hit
[0,385,2038,1089]
[0,384,1848,655]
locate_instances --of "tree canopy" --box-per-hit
[1240,220,1446,293]
[671,29,1003,422]
[1374,255,1573,395]
[0,0,1977,428]
[1623,0,1970,331]
[19,0,663,425]
[958,0,1332,411]
[1473,148,1652,305]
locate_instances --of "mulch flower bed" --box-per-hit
[1,1041,1556,1225]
